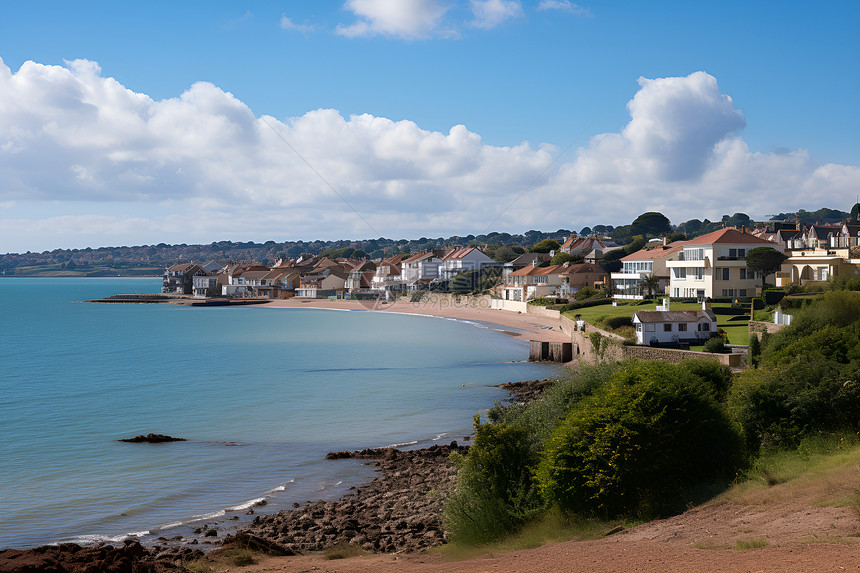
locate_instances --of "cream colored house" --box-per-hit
[665,228,783,299]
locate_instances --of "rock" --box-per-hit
[118,433,186,443]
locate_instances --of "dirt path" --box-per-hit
[219,466,860,573]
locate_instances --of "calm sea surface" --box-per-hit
[0,278,560,549]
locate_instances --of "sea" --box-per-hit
[0,278,561,550]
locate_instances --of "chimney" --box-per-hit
[662,236,667,247]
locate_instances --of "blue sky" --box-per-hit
[0,1,858,253]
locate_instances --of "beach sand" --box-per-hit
[260,297,572,343]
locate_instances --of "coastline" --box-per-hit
[258,297,572,344]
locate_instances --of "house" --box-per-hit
[665,228,783,299]
[611,244,683,300]
[560,234,618,259]
[503,252,552,276]
[401,250,445,289]
[439,247,497,282]
[295,268,348,298]
[558,263,609,296]
[632,304,717,346]
[192,272,225,298]
[162,263,205,295]
[502,265,564,301]
[371,255,404,293]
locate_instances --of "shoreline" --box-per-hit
[0,380,555,572]
[258,297,572,343]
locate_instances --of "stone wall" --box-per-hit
[620,345,742,368]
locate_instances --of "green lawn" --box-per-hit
[564,300,751,345]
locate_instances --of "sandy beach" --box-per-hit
[260,297,572,343]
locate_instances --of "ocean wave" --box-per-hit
[226,497,267,512]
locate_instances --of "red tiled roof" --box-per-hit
[682,228,776,246]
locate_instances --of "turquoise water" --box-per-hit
[0,278,559,549]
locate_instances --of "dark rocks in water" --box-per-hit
[119,433,186,443]
[496,378,555,403]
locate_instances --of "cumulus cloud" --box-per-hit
[336,0,451,39]
[470,0,524,29]
[536,1,592,17]
[0,60,856,253]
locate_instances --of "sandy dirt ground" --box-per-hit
[260,298,572,343]
[225,498,860,573]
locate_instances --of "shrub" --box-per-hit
[444,420,544,544]
[703,337,727,354]
[603,316,633,331]
[536,361,745,518]
[575,286,599,301]
[748,335,761,368]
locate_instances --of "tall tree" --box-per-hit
[745,247,788,291]
[631,212,672,237]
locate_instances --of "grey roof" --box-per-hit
[633,310,717,323]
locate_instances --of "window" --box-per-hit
[684,248,705,261]
[740,268,747,280]
[698,323,710,332]
[675,268,687,279]
[738,249,746,258]
[740,289,747,297]
[718,268,729,280]
[678,323,688,332]
[694,269,704,280]
[673,288,679,297]
[645,323,656,331]
[729,248,737,258]
[663,324,672,332]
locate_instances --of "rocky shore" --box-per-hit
[0,381,555,572]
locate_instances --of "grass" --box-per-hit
[565,301,751,345]
[436,509,634,561]
[716,433,860,508]
[734,538,770,550]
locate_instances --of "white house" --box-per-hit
[665,228,784,299]
[632,305,718,345]
[611,244,682,300]
[439,247,497,281]
[401,251,445,289]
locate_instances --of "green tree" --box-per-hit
[640,272,661,299]
[530,239,561,253]
[550,252,583,266]
[745,247,788,292]
[631,212,672,237]
[536,361,745,518]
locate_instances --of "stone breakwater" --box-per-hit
[243,443,467,554]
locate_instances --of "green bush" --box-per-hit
[602,315,633,331]
[444,420,544,544]
[575,286,599,301]
[728,291,860,452]
[536,361,745,518]
[703,337,728,354]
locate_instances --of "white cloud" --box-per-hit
[336,0,451,39]
[279,14,314,33]
[536,0,592,17]
[470,0,524,29]
[0,60,856,253]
